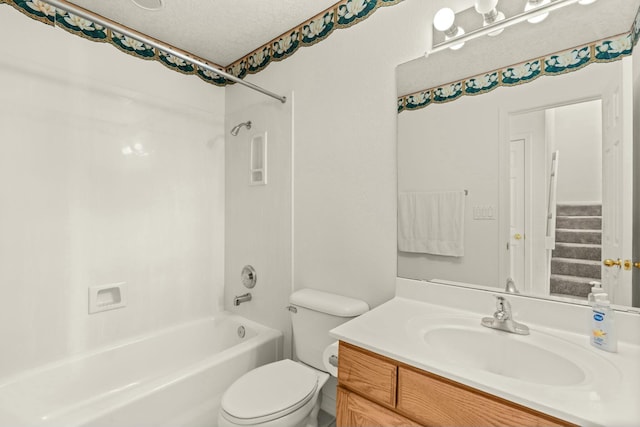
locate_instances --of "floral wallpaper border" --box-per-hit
[398,6,640,114]
[0,0,403,88]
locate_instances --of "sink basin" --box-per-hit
[408,316,621,387]
[424,326,585,386]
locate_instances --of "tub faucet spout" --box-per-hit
[234,293,252,306]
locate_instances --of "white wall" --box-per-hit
[397,61,623,288]
[550,100,602,204]
[0,9,226,378]
[225,0,432,320]
[398,94,501,287]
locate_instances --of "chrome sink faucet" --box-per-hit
[505,277,519,293]
[481,296,529,335]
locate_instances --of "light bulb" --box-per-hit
[433,7,465,50]
[524,0,550,24]
[447,27,465,50]
[433,8,455,32]
[474,0,504,36]
[486,11,505,36]
[474,0,498,14]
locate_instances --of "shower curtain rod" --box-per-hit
[43,0,287,104]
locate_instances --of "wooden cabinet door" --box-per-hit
[337,387,421,427]
[338,341,397,408]
[397,367,574,427]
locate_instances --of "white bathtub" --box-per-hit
[0,314,282,427]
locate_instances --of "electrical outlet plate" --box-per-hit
[473,205,496,220]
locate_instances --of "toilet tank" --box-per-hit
[289,288,369,371]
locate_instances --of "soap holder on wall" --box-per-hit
[249,132,267,185]
[88,282,127,314]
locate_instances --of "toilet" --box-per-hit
[218,288,369,427]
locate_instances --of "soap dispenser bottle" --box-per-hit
[590,294,617,353]
[587,281,605,304]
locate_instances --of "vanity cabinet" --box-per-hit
[336,341,575,427]
[337,388,420,427]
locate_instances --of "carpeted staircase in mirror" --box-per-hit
[550,203,602,299]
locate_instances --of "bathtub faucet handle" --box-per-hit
[233,293,252,306]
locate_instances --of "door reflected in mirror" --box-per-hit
[508,95,633,306]
[505,66,634,306]
[509,101,604,296]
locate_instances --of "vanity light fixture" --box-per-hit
[428,0,595,56]
[433,7,466,50]
[524,0,551,24]
[474,0,506,36]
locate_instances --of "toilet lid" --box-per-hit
[221,360,318,423]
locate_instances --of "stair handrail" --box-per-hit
[545,150,559,289]
[545,150,560,249]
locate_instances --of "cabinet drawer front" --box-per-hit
[338,342,397,408]
[397,367,574,427]
[337,387,421,427]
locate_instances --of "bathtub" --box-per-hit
[0,313,282,427]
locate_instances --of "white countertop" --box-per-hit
[330,279,640,427]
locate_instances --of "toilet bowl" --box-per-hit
[218,360,329,427]
[218,289,369,427]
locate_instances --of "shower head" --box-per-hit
[230,121,252,136]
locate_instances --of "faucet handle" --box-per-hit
[482,296,529,335]
[493,296,511,320]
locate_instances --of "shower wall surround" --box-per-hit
[0,10,226,379]
[225,91,294,360]
[0,0,436,384]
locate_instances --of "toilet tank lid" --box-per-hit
[289,289,369,317]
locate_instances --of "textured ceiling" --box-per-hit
[67,0,340,66]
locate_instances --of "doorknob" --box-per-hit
[513,233,523,240]
[606,259,640,270]
[603,258,622,268]
[623,260,640,270]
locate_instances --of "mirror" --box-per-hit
[396,1,639,308]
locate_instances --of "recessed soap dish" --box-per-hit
[89,282,127,314]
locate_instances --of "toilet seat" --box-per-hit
[220,360,319,425]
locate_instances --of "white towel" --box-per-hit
[398,191,465,256]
